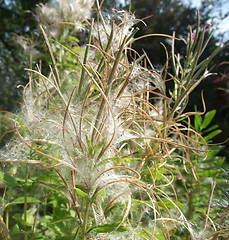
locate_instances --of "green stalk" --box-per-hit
[81,201,90,240]
[73,226,80,240]
[96,25,138,80]
[91,35,127,143]
[5,207,9,230]
[23,164,29,240]
[40,25,61,87]
[125,27,139,45]
[167,79,198,121]
[43,191,47,217]
[186,175,193,240]
[171,31,178,80]
[78,19,94,96]
[187,175,193,220]
[96,21,114,74]
[183,29,205,91]
[189,9,200,54]
[185,26,193,66]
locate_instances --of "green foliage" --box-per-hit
[174,108,228,239]
[0,171,18,187]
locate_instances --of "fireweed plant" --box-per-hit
[0,0,228,239]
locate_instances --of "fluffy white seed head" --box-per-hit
[36,0,94,37]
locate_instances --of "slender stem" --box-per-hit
[24,165,28,240]
[40,25,61,87]
[81,201,90,240]
[43,191,47,217]
[91,36,127,143]
[73,226,80,240]
[5,207,9,230]
[96,21,114,74]
[78,19,94,96]
[187,175,193,220]
[186,174,193,240]
[202,181,216,232]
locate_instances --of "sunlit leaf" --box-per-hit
[201,110,216,129]
[0,171,18,187]
[74,188,89,199]
[8,197,40,206]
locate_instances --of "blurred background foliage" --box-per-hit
[0,0,228,158]
[0,0,49,111]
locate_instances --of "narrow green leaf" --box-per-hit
[204,129,222,142]
[67,35,79,43]
[201,110,216,129]
[94,138,106,154]
[16,116,24,126]
[88,222,128,233]
[158,200,184,209]
[8,197,40,206]
[86,135,93,156]
[78,19,94,95]
[194,114,202,131]
[74,188,89,199]
[97,157,119,166]
[203,124,218,134]
[115,157,140,163]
